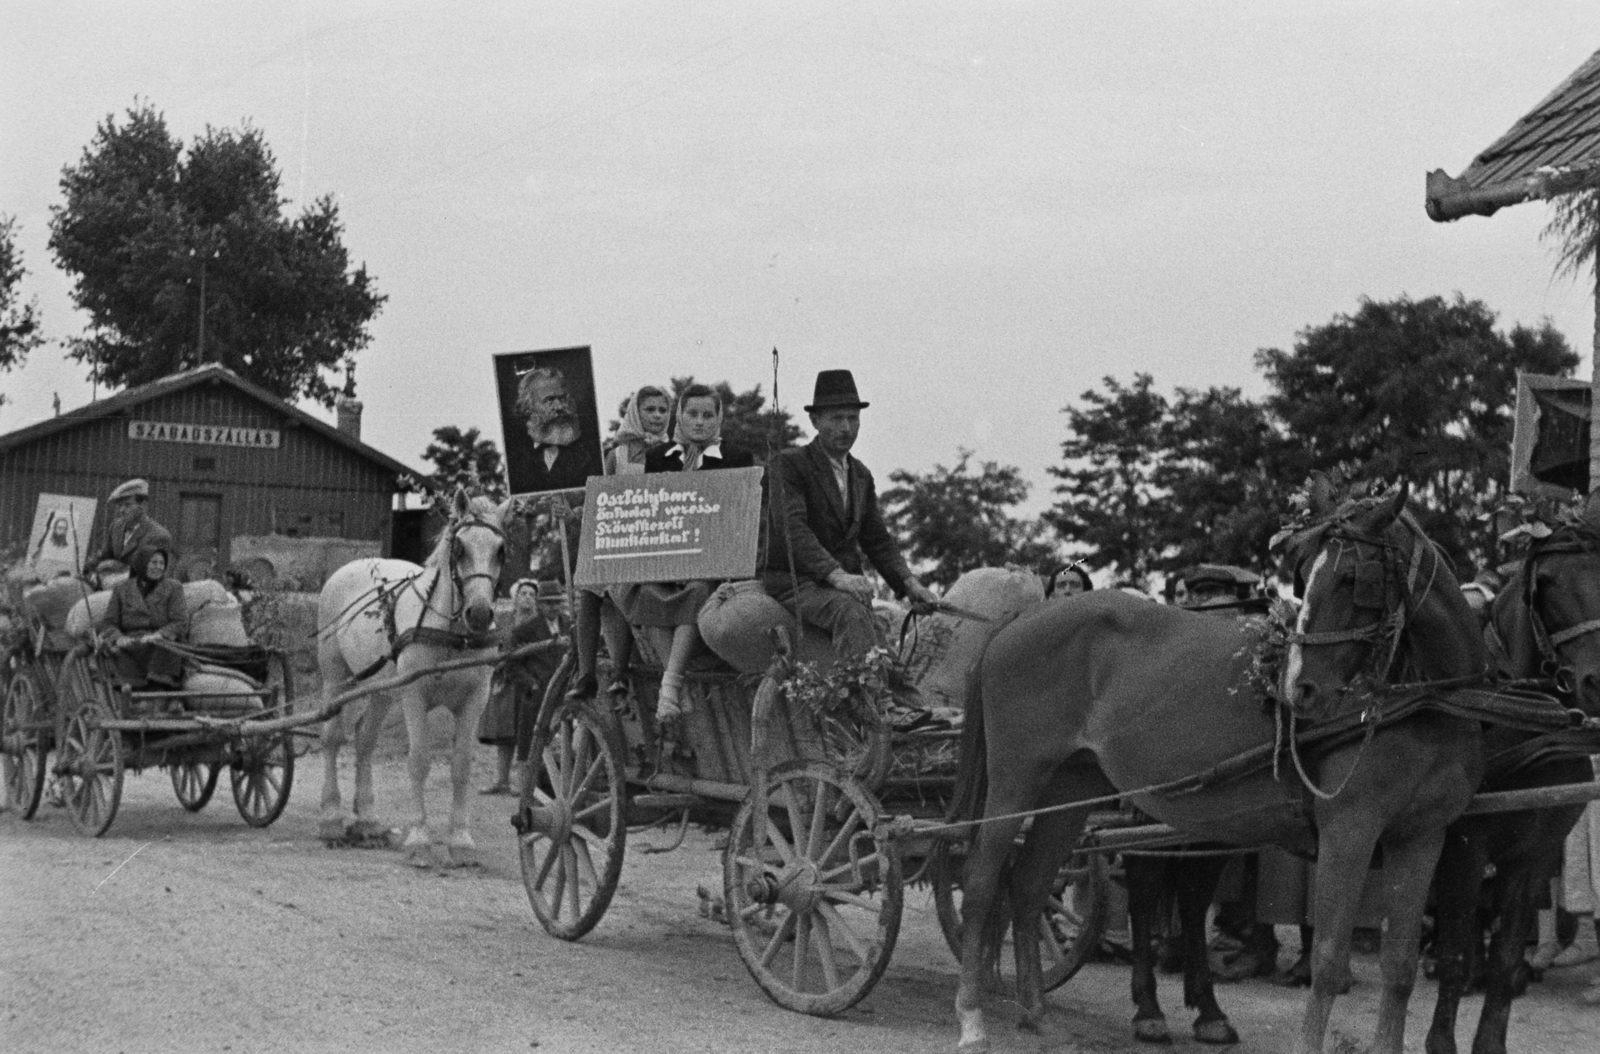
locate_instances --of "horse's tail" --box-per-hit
[947,655,989,846]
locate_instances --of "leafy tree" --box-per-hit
[422,426,507,501]
[1156,386,1288,572]
[1257,294,1578,568]
[0,214,45,401]
[1045,374,1170,585]
[48,103,384,407]
[1543,185,1600,285]
[881,449,1058,587]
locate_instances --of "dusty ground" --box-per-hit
[4,735,1600,1054]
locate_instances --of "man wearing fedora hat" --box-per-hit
[763,370,937,656]
[85,478,175,577]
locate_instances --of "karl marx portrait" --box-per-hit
[495,348,604,495]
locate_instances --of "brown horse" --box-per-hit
[1425,515,1600,1054]
[951,483,1486,1054]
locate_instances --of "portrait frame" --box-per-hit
[26,493,98,580]
[494,345,605,496]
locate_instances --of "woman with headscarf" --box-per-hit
[603,385,671,476]
[613,384,755,720]
[98,544,187,688]
[570,386,672,704]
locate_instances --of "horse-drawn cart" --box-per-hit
[1,577,296,836]
[512,633,1110,1015]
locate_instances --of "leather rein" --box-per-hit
[1519,527,1600,699]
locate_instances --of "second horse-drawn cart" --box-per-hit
[1,576,296,836]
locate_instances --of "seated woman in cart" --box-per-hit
[610,383,756,720]
[96,544,187,689]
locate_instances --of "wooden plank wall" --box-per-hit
[0,383,395,565]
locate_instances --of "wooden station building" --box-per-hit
[0,364,415,574]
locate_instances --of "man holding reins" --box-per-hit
[762,370,938,655]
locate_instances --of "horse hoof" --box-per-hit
[447,844,480,868]
[318,818,350,844]
[956,1040,990,1054]
[1133,1018,1172,1044]
[1194,1018,1239,1045]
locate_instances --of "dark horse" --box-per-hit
[1425,512,1600,1054]
[951,483,1486,1054]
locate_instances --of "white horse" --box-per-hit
[315,489,511,866]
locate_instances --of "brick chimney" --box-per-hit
[335,362,363,440]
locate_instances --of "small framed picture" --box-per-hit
[494,345,605,495]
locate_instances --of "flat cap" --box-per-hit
[108,478,150,503]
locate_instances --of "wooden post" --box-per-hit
[1592,235,1600,497]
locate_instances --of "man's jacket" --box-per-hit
[761,440,912,596]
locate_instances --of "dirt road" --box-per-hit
[4,741,1598,1054]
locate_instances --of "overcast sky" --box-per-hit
[4,2,1599,514]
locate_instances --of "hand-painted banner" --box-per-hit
[573,466,764,586]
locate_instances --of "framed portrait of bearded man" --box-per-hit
[494,346,605,495]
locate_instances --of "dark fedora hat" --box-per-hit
[804,369,870,412]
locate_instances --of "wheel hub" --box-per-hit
[518,797,572,844]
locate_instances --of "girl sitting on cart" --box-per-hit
[97,544,187,689]
[611,384,754,720]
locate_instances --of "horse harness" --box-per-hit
[347,513,505,684]
[1516,525,1600,699]
[1286,510,1440,695]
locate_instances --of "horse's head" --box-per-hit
[1497,514,1600,713]
[440,487,509,635]
[1278,477,1479,716]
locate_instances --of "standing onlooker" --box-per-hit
[479,580,568,794]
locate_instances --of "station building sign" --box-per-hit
[573,466,764,587]
[128,420,282,449]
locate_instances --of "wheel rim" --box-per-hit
[931,838,1108,992]
[61,708,122,837]
[3,668,50,820]
[723,761,902,1015]
[230,733,294,827]
[171,756,220,811]
[517,698,626,941]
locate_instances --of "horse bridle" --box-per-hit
[1520,527,1600,697]
[426,513,505,625]
[1288,516,1435,691]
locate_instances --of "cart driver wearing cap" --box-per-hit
[85,478,176,581]
[762,370,938,657]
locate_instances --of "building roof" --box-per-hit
[1427,47,1600,222]
[0,363,415,479]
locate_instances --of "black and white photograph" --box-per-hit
[8,5,1600,1054]
[493,345,604,495]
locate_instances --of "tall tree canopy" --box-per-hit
[1046,294,1579,581]
[0,214,45,399]
[48,103,384,407]
[422,426,508,501]
[1257,294,1577,566]
[881,450,1057,588]
[1045,373,1171,585]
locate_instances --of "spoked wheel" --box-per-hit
[230,732,294,827]
[170,755,221,811]
[58,704,124,837]
[723,761,903,1016]
[929,833,1109,992]
[515,695,627,940]
[3,666,52,820]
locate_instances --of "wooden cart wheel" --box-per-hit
[170,756,220,811]
[230,731,294,827]
[3,665,52,820]
[59,702,124,837]
[723,760,903,1016]
[517,692,627,941]
[929,833,1109,992]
